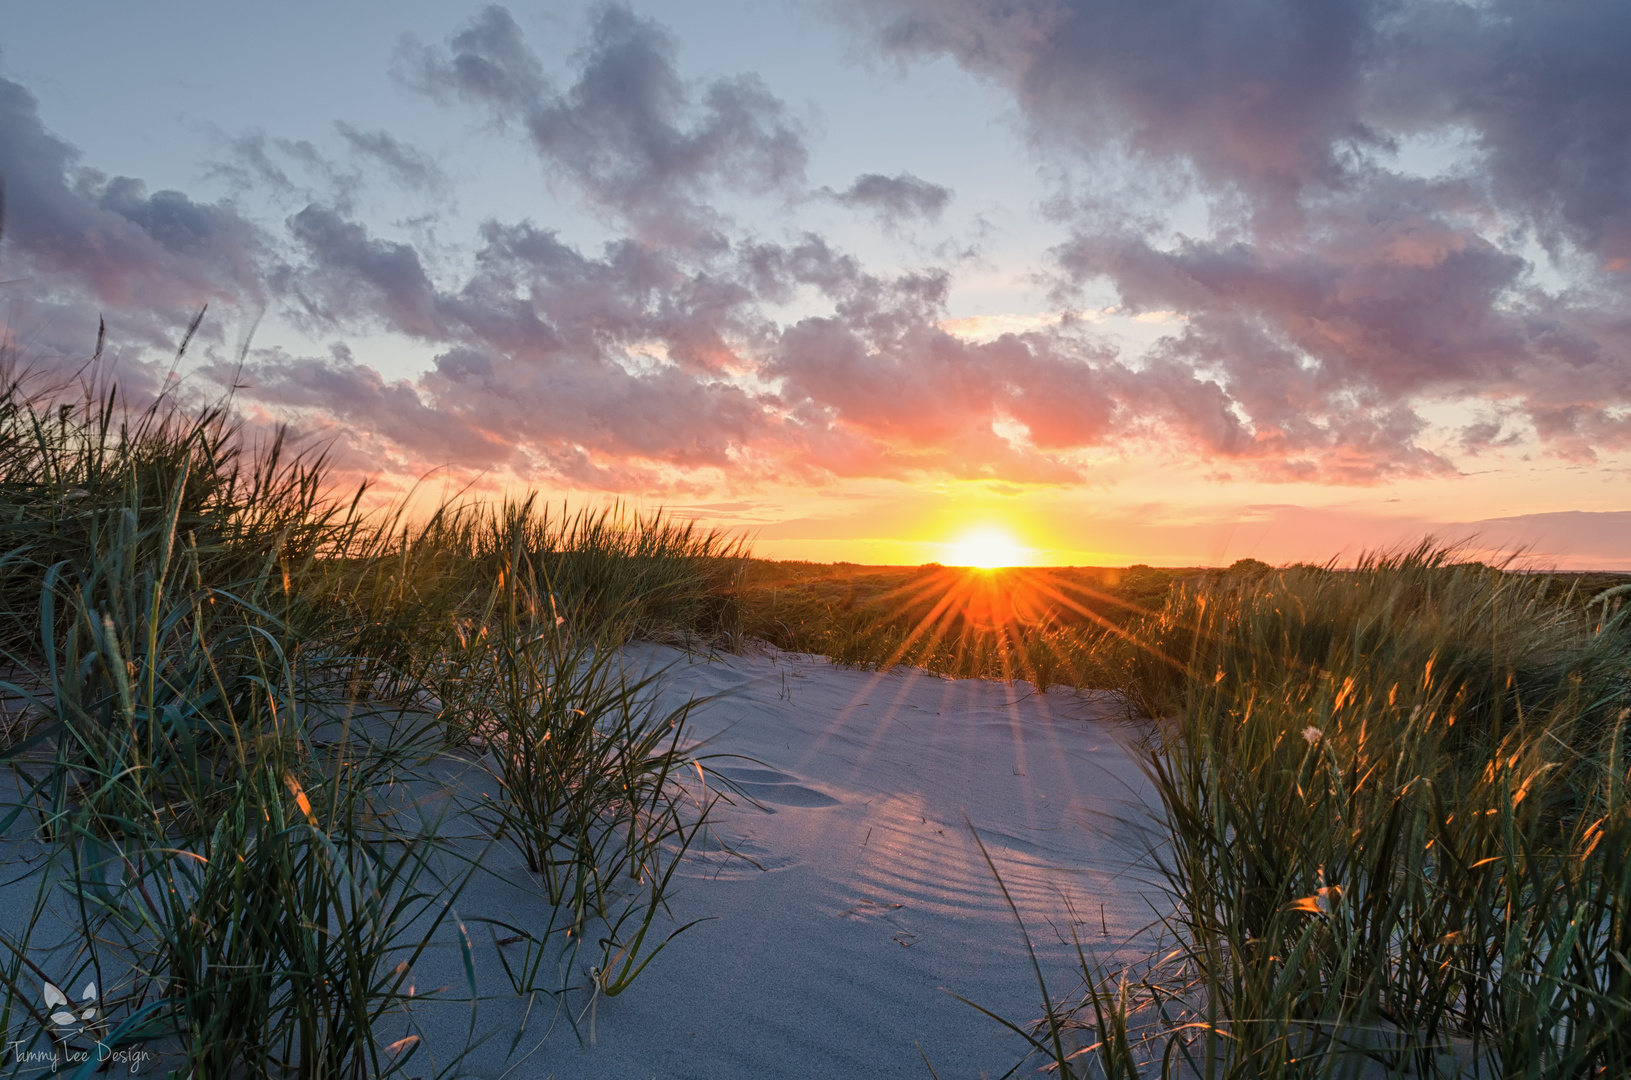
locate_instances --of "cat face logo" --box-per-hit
[42,980,97,1034]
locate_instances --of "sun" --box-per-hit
[945,525,1029,569]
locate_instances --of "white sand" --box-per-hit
[429,646,1167,1078]
[0,647,1166,1078]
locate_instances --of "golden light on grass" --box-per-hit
[944,525,1030,569]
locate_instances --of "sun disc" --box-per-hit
[946,526,1027,569]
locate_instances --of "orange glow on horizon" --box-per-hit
[830,562,1181,687]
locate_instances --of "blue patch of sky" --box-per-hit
[4,0,1074,381]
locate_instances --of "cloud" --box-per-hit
[840,0,1631,476]
[242,187,1279,491]
[0,74,263,367]
[211,123,449,217]
[1454,510,1631,569]
[1369,0,1631,266]
[845,0,1631,263]
[334,123,449,196]
[845,0,1384,217]
[235,205,783,489]
[10,3,1630,499]
[826,172,952,223]
[10,5,1401,494]
[401,4,808,248]
[850,0,1619,255]
[1053,177,1631,472]
[286,204,446,337]
[218,342,514,470]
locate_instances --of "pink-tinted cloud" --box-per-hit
[840,0,1631,478]
[1056,184,1631,472]
[7,2,1631,500]
[0,73,264,387]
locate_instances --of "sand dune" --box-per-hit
[436,646,1166,1078]
[0,647,1165,1077]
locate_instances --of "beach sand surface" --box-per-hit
[0,646,1165,1079]
[432,645,1166,1079]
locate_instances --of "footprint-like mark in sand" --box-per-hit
[834,897,918,946]
[682,832,799,879]
[713,766,840,810]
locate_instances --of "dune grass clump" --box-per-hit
[1001,544,1631,1078]
[0,360,737,1073]
[0,401,456,1074]
[436,537,714,1006]
[316,495,747,701]
[0,363,357,667]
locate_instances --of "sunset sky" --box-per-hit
[5,1,1631,567]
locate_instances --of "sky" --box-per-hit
[3,0,1631,568]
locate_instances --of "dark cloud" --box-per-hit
[1371,0,1631,266]
[286,204,445,337]
[848,0,1631,252]
[826,172,952,223]
[0,73,270,410]
[401,4,808,247]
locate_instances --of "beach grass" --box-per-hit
[992,545,1631,1078]
[0,363,739,1073]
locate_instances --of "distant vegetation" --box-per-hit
[736,554,1631,695]
[735,559,1192,689]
